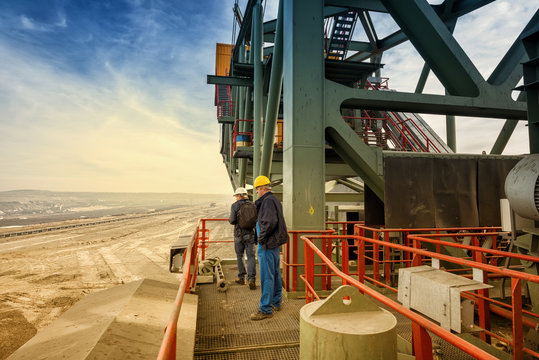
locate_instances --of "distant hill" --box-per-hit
[0,190,230,226]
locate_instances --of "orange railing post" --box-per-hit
[158,218,231,359]
[342,238,349,286]
[373,231,380,282]
[512,278,523,360]
[412,322,433,360]
[384,231,391,285]
[293,232,298,292]
[304,237,315,303]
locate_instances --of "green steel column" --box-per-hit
[490,120,518,154]
[237,44,248,186]
[283,0,325,230]
[445,89,457,152]
[415,64,430,94]
[379,0,482,97]
[283,0,325,294]
[522,30,539,154]
[446,115,456,151]
[260,0,283,177]
[490,90,526,155]
[252,1,263,186]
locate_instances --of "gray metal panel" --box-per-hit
[478,157,521,225]
[384,154,524,228]
[384,156,477,227]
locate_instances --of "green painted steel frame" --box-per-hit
[220,0,537,204]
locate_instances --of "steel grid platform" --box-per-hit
[194,263,302,359]
[194,264,498,359]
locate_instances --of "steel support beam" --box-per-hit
[207,75,252,87]
[446,87,457,152]
[252,1,263,187]
[260,0,283,177]
[521,25,539,154]
[490,93,526,155]
[326,193,364,202]
[248,162,358,179]
[237,44,248,187]
[339,83,527,119]
[325,80,384,200]
[380,0,483,97]
[283,0,326,230]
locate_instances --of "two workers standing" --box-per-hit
[228,175,288,321]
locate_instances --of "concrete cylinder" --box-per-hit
[300,285,397,360]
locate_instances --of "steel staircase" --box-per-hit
[216,84,233,120]
[326,11,358,60]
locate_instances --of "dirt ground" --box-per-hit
[0,205,235,360]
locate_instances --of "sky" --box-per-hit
[0,1,536,194]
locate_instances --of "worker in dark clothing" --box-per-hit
[250,176,288,321]
[228,187,257,290]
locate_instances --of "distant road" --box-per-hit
[0,204,188,227]
[0,211,167,239]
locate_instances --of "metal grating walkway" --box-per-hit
[195,265,487,359]
[194,264,303,360]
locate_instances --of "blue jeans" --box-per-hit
[234,240,256,282]
[258,244,282,314]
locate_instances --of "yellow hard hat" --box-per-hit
[254,175,271,188]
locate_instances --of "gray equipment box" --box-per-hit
[398,266,491,333]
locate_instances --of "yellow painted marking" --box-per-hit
[309,206,315,216]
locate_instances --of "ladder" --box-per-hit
[326,11,358,60]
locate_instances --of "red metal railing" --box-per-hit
[343,110,442,153]
[345,78,442,153]
[282,221,364,293]
[197,218,231,261]
[301,233,499,360]
[231,119,253,157]
[299,225,539,359]
[157,220,201,360]
[230,119,284,156]
[157,218,229,359]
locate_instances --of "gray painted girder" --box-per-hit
[283,0,326,231]
[338,81,527,119]
[260,0,283,177]
[379,0,482,97]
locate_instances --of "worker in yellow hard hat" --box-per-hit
[250,175,288,321]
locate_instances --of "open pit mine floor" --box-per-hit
[0,205,234,360]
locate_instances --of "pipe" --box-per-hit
[252,0,263,194]
[215,262,228,292]
[260,0,284,177]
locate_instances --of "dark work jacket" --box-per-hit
[228,198,255,243]
[255,191,288,249]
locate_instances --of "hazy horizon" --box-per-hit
[0,188,232,196]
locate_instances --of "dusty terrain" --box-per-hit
[0,205,234,360]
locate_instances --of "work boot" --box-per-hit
[249,281,256,290]
[272,304,281,312]
[250,311,273,321]
[235,278,245,285]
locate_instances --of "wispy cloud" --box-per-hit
[0,0,534,194]
[0,0,234,193]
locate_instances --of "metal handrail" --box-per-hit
[157,219,201,360]
[302,229,539,359]
[301,233,499,360]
